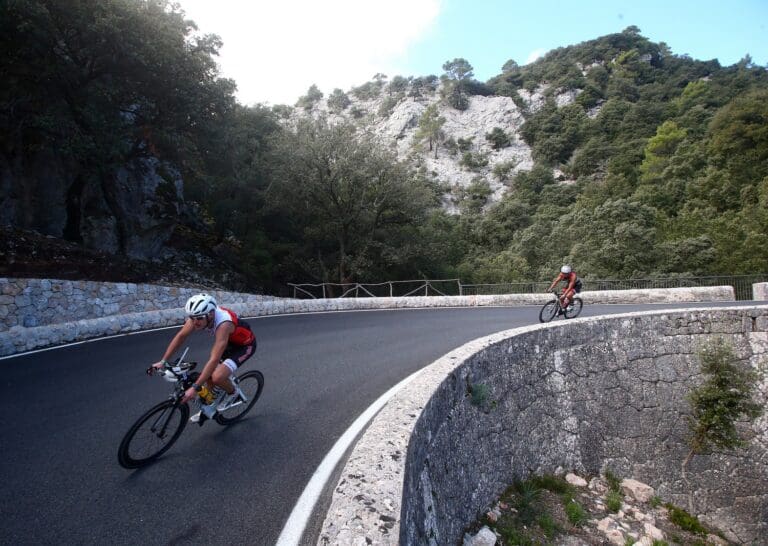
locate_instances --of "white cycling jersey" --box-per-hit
[209,307,234,334]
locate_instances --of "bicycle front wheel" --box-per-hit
[215,370,265,425]
[118,400,189,469]
[565,298,583,319]
[539,301,559,323]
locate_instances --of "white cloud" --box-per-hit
[525,48,547,65]
[176,0,441,106]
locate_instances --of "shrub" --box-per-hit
[460,151,489,171]
[492,160,519,184]
[457,137,474,152]
[684,339,763,470]
[469,383,489,407]
[486,127,511,150]
[327,89,350,112]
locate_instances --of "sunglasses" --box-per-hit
[191,315,208,322]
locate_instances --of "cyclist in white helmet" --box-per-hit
[547,265,582,311]
[151,293,257,422]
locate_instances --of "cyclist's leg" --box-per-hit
[562,288,574,307]
[211,361,237,393]
[212,340,257,393]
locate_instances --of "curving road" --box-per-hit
[0,302,754,545]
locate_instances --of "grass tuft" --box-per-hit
[565,499,587,526]
[665,503,707,535]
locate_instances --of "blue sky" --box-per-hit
[406,0,768,82]
[177,0,767,106]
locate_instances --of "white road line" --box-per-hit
[275,368,424,546]
[0,326,181,360]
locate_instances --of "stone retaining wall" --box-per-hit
[319,306,768,545]
[0,277,277,331]
[0,281,736,357]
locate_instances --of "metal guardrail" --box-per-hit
[289,275,768,301]
[288,279,462,299]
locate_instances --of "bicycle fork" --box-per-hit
[151,404,179,439]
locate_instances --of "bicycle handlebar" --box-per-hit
[146,360,197,378]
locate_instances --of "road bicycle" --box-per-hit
[117,348,264,469]
[538,291,583,323]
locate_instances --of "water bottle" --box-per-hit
[199,386,225,418]
[197,385,215,405]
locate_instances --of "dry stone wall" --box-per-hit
[0,277,276,330]
[320,306,768,545]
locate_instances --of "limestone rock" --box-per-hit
[621,478,655,503]
[565,472,587,487]
[463,525,497,546]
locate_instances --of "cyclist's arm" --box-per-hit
[197,321,235,385]
[547,273,563,291]
[165,319,195,359]
[154,319,195,367]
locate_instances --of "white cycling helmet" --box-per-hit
[561,265,572,274]
[185,293,217,317]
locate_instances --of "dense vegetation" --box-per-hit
[3,2,767,293]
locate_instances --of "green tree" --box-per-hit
[569,199,659,277]
[296,84,323,110]
[459,178,492,214]
[327,88,351,112]
[501,59,519,72]
[442,58,474,81]
[408,75,438,97]
[639,121,687,180]
[708,89,768,187]
[388,75,410,95]
[414,104,446,158]
[0,0,236,251]
[268,117,438,284]
[441,58,474,110]
[521,103,589,165]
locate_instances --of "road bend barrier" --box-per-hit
[318,305,768,545]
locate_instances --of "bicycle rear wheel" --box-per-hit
[565,298,583,319]
[118,400,189,469]
[539,301,559,323]
[215,370,264,425]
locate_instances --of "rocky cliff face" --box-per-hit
[0,149,184,260]
[297,82,584,212]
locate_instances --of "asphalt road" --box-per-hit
[0,302,755,545]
